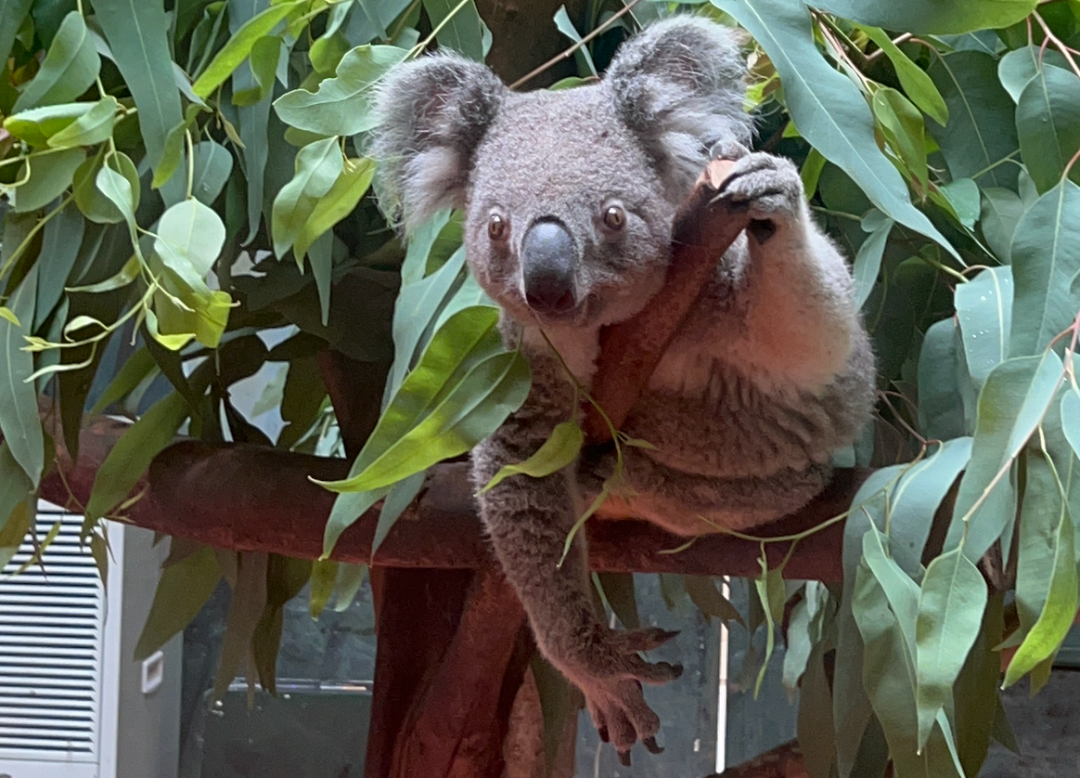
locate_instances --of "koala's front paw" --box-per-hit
[718,152,803,242]
[572,626,683,764]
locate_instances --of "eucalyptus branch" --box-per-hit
[1034,12,1080,84]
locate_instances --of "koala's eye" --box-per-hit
[602,204,626,231]
[488,213,508,242]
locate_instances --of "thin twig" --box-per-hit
[509,0,646,90]
[864,32,913,64]
[1034,11,1080,83]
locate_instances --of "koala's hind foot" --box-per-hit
[568,626,683,764]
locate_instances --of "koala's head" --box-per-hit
[372,17,751,328]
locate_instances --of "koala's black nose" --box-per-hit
[521,220,577,316]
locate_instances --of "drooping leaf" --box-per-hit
[423,0,484,60]
[213,551,269,701]
[955,266,1013,389]
[812,0,1037,35]
[595,572,640,630]
[89,0,182,188]
[851,209,893,309]
[709,0,954,253]
[914,548,987,750]
[134,544,221,660]
[72,150,139,224]
[0,269,44,487]
[292,157,376,263]
[998,45,1072,104]
[553,4,596,77]
[1009,180,1080,356]
[918,319,970,440]
[12,11,99,113]
[371,469,425,554]
[947,352,1064,560]
[1015,63,1080,193]
[871,87,928,189]
[980,186,1027,263]
[84,391,189,521]
[1062,389,1080,462]
[270,137,343,259]
[685,574,743,627]
[0,0,32,68]
[272,44,408,137]
[482,421,584,492]
[797,642,836,778]
[189,139,234,206]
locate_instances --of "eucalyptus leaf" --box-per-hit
[13,11,99,113]
[10,147,84,213]
[0,0,31,68]
[292,157,376,263]
[858,25,947,125]
[979,187,1026,263]
[1015,63,1080,193]
[851,209,893,309]
[0,269,44,487]
[955,266,1013,389]
[710,0,954,253]
[271,137,343,259]
[482,420,584,492]
[998,45,1071,104]
[272,44,408,137]
[948,351,1064,560]
[811,0,1036,35]
[73,150,139,224]
[134,545,221,660]
[422,0,484,60]
[1009,180,1080,356]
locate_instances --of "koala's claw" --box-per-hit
[716,152,803,232]
[585,677,663,761]
[643,736,664,755]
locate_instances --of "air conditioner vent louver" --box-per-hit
[0,507,102,762]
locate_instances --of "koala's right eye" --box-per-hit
[488,213,509,242]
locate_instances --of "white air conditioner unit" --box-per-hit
[0,504,181,778]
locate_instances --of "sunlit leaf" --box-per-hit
[292,157,376,263]
[273,44,408,137]
[482,421,584,492]
[192,1,302,98]
[271,137,342,259]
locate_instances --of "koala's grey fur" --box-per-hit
[372,16,876,763]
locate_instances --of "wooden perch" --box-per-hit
[585,158,748,440]
[36,414,861,582]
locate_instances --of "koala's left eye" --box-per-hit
[602,204,626,231]
[488,213,509,242]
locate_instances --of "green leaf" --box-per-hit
[753,554,786,696]
[292,157,376,263]
[1016,63,1080,193]
[948,351,1064,560]
[871,87,928,189]
[3,100,108,147]
[12,11,99,112]
[320,346,530,495]
[710,0,954,253]
[213,551,269,701]
[95,163,136,228]
[812,0,1036,34]
[553,4,596,77]
[0,0,32,68]
[324,488,386,556]
[1009,180,1080,356]
[0,442,33,537]
[955,266,1013,389]
[91,346,156,413]
[939,177,981,230]
[10,148,84,213]
[0,269,44,487]
[980,186,1026,263]
[858,25,947,125]
[135,544,221,660]
[1005,479,1077,686]
[189,139,234,206]
[73,150,139,224]
[193,3,301,99]
[371,469,425,553]
[914,548,987,750]
[998,45,1071,104]
[90,0,183,186]
[35,203,85,331]
[685,574,743,626]
[272,44,408,137]
[231,34,281,105]
[918,319,970,440]
[1062,389,1080,462]
[482,421,583,492]
[595,572,640,630]
[308,558,337,619]
[851,209,893,309]
[1015,451,1068,632]
[797,642,836,778]
[271,137,343,258]
[928,51,1020,190]
[85,391,189,521]
[422,0,484,60]
[45,96,119,149]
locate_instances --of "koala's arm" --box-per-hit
[472,353,680,759]
[718,153,863,389]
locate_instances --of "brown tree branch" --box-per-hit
[584,159,748,440]
[36,417,861,582]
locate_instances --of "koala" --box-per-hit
[372,16,876,764]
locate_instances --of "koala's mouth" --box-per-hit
[525,293,598,327]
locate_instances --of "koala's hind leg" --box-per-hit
[473,384,682,762]
[582,445,831,535]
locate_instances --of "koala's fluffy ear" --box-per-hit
[605,17,752,197]
[371,56,506,231]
